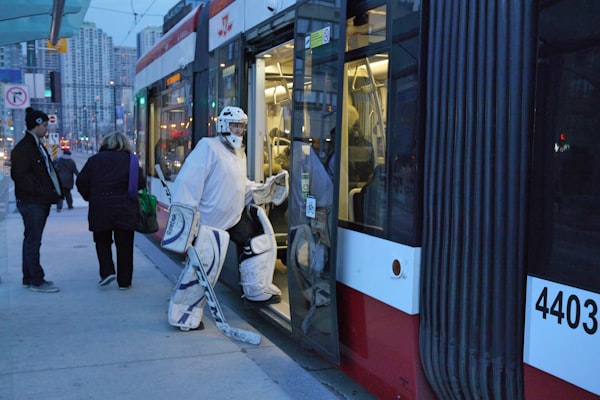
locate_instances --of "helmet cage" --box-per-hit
[217,106,248,135]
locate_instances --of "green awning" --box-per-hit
[0,0,91,46]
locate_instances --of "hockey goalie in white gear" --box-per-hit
[164,105,286,333]
[168,225,230,330]
[239,204,282,301]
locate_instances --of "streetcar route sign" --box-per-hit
[3,84,31,109]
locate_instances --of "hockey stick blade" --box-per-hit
[187,247,261,345]
[215,321,261,345]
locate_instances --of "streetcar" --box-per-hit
[134,1,600,399]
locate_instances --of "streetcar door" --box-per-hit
[286,0,342,364]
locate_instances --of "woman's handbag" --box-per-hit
[136,188,159,233]
[129,153,159,233]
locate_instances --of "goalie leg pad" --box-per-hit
[194,225,230,285]
[168,225,229,329]
[168,261,204,330]
[238,205,281,301]
[161,203,200,253]
[240,252,282,301]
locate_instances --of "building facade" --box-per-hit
[136,26,162,60]
[61,22,129,150]
[114,46,136,136]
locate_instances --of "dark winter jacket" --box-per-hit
[54,156,79,189]
[10,131,62,205]
[76,149,144,232]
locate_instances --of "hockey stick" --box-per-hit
[155,163,261,345]
[154,164,172,203]
[187,246,261,345]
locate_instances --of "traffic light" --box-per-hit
[50,71,62,103]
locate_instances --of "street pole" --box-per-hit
[110,80,117,132]
[94,102,98,152]
[71,115,75,150]
[83,106,87,152]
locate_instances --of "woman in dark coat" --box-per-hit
[76,132,144,289]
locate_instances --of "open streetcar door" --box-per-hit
[243,0,342,364]
[244,3,342,363]
[285,0,343,364]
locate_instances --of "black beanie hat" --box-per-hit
[26,107,49,130]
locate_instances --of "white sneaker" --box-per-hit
[98,274,116,286]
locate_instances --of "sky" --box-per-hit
[83,0,180,48]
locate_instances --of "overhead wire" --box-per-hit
[86,1,163,46]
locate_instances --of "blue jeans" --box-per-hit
[17,201,50,286]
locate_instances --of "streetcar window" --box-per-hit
[339,1,422,245]
[146,69,193,183]
[156,82,192,181]
[339,55,388,229]
[208,38,243,137]
[529,2,600,294]
[346,5,387,52]
[386,5,422,245]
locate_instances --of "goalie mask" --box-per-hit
[217,106,248,148]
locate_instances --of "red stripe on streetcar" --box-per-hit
[136,5,203,74]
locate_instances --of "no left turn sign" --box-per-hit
[3,84,31,109]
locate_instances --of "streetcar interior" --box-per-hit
[252,41,295,319]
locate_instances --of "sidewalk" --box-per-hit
[0,189,365,399]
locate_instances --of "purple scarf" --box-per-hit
[128,153,139,200]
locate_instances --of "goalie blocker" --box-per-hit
[161,203,200,254]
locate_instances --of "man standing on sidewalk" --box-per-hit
[10,107,62,293]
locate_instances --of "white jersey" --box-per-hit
[171,136,254,230]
